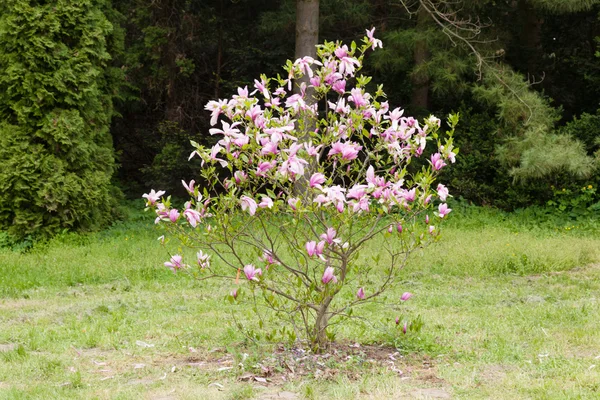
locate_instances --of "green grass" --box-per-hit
[1,203,600,399]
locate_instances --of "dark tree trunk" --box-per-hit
[294,0,319,97]
[518,0,544,75]
[293,0,319,193]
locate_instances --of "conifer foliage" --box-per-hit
[0,0,123,240]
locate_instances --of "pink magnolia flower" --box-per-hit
[168,209,180,223]
[403,322,408,334]
[208,144,228,167]
[251,78,270,99]
[183,208,201,228]
[233,85,248,100]
[430,153,447,171]
[351,197,370,213]
[246,105,263,121]
[357,287,365,300]
[288,197,300,211]
[309,173,326,188]
[401,292,413,301]
[285,142,303,157]
[388,225,393,233]
[328,141,361,161]
[397,224,403,233]
[209,120,241,137]
[328,98,350,115]
[304,142,323,157]
[348,88,368,108]
[437,184,449,201]
[244,264,262,281]
[310,76,321,87]
[261,140,279,155]
[196,250,210,269]
[448,151,456,163]
[294,56,322,78]
[438,203,452,218]
[165,255,184,273]
[256,161,275,177]
[366,166,387,189]
[182,180,195,195]
[320,227,338,245]
[334,45,360,76]
[231,289,238,299]
[403,188,416,203]
[266,97,280,108]
[322,267,337,284]
[231,133,250,148]
[347,184,367,200]
[204,99,229,126]
[306,240,325,257]
[285,94,308,113]
[305,241,318,257]
[234,170,248,184]
[429,225,436,234]
[153,203,168,224]
[142,189,165,206]
[366,27,383,50]
[385,107,404,123]
[279,155,309,178]
[324,68,342,85]
[332,79,346,94]
[317,241,326,255]
[258,196,273,209]
[416,137,426,155]
[425,214,430,224]
[426,115,441,128]
[240,195,257,216]
[261,251,279,266]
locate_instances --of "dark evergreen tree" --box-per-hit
[0,0,124,240]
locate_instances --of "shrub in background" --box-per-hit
[145,31,457,350]
[0,0,124,240]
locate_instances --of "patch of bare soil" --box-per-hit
[172,341,446,388]
[0,343,17,352]
[409,388,452,399]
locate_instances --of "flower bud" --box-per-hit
[401,292,413,301]
[357,287,365,300]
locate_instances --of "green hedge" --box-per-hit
[0,0,123,240]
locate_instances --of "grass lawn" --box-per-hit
[1,204,600,399]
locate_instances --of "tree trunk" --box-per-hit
[312,295,332,351]
[411,4,430,112]
[518,0,544,75]
[294,0,319,194]
[294,0,319,95]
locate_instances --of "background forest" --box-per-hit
[0,0,599,240]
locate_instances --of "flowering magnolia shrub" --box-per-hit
[144,29,458,350]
